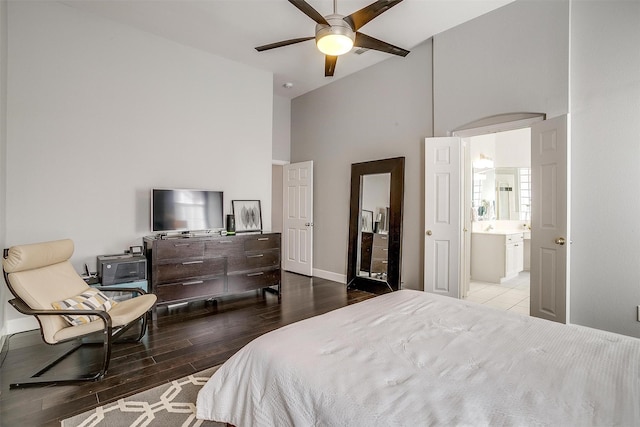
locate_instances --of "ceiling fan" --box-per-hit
[255,0,410,77]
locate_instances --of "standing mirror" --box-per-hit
[347,157,405,292]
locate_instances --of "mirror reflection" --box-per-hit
[358,173,390,281]
[473,167,531,221]
[347,157,404,292]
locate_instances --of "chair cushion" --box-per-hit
[54,293,157,342]
[51,288,118,326]
[3,239,74,273]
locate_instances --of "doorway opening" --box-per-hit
[425,112,568,322]
[462,128,531,316]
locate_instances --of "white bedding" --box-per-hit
[196,290,640,426]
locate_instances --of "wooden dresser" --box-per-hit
[359,232,389,277]
[143,233,281,310]
[370,233,389,275]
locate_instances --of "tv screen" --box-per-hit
[152,189,224,232]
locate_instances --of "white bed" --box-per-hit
[196,290,640,426]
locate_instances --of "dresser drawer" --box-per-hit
[204,239,244,257]
[155,277,225,303]
[373,233,389,248]
[227,250,280,273]
[244,235,280,252]
[155,241,204,260]
[371,259,388,274]
[372,246,388,260]
[227,269,280,293]
[156,257,225,284]
[506,233,524,244]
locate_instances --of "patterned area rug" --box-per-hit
[62,365,225,427]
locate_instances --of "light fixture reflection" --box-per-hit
[473,154,494,169]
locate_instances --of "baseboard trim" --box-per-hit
[312,268,346,284]
[6,316,38,334]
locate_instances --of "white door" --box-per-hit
[283,161,314,276]
[424,137,462,298]
[530,115,569,323]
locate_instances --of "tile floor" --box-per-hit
[463,271,530,316]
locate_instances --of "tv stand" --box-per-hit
[143,233,281,315]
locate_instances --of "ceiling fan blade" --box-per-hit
[343,0,404,31]
[354,32,409,57]
[255,37,315,52]
[289,0,329,25]
[325,55,338,77]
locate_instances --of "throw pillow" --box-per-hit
[52,288,118,326]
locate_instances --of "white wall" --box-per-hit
[5,1,274,332]
[291,0,639,337]
[0,0,8,342]
[569,1,640,337]
[292,40,433,289]
[469,129,532,170]
[433,0,569,136]
[271,164,283,233]
[273,95,291,163]
[362,174,391,213]
[271,95,289,235]
[494,128,530,168]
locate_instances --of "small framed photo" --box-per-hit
[232,200,263,233]
[361,210,373,233]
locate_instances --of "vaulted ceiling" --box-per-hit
[62,0,514,98]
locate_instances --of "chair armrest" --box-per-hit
[8,298,113,328]
[94,286,147,296]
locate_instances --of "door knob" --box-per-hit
[426,230,432,236]
[555,237,566,245]
[305,222,313,227]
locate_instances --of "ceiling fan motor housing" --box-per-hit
[315,14,356,47]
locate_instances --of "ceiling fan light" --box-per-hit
[317,34,354,56]
[315,15,355,56]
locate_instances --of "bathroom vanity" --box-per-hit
[471,231,525,283]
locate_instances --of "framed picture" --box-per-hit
[232,200,263,233]
[361,210,373,233]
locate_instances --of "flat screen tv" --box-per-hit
[152,189,224,233]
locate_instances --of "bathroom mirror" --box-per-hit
[347,157,404,292]
[473,167,531,221]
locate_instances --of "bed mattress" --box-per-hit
[197,290,640,426]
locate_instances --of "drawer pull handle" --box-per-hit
[182,260,203,265]
[247,254,264,258]
[219,240,233,243]
[257,238,269,241]
[174,243,190,247]
[182,280,203,286]
[247,272,265,277]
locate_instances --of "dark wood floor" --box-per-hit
[0,272,376,426]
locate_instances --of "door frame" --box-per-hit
[451,113,547,304]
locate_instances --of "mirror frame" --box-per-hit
[347,157,405,292]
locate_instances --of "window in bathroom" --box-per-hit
[519,168,531,221]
